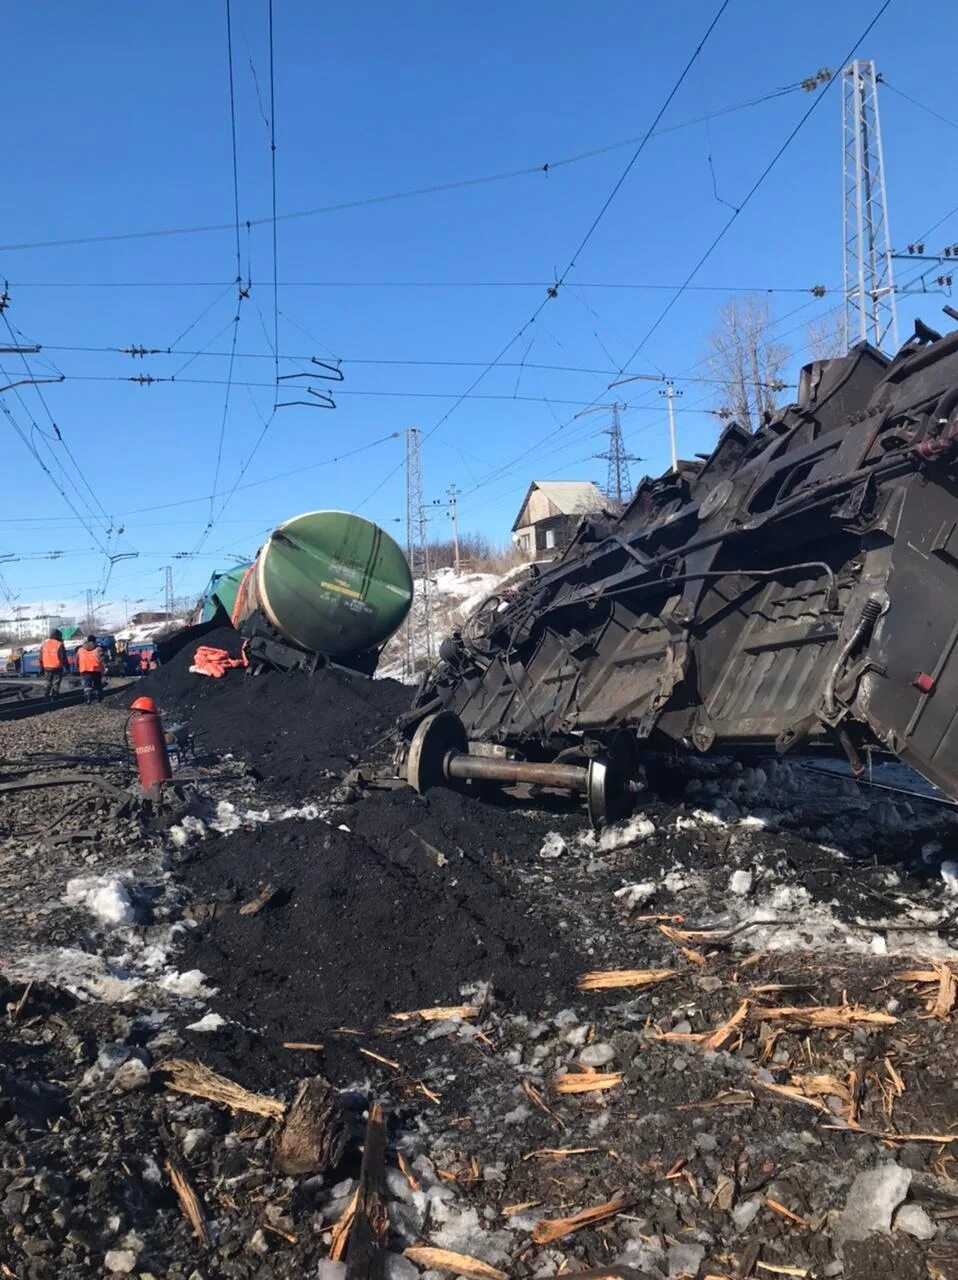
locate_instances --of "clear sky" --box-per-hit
[2,0,956,621]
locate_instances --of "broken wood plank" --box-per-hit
[757,1080,831,1114]
[282,1041,325,1051]
[274,1076,348,1176]
[553,1070,623,1094]
[239,882,279,915]
[578,968,677,992]
[530,1194,634,1244]
[158,1059,285,1119]
[703,999,750,1052]
[389,1005,479,1022]
[757,1004,899,1028]
[344,1102,389,1280]
[931,962,956,1020]
[403,1247,507,1280]
[165,1157,211,1248]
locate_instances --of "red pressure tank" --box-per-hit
[129,696,172,788]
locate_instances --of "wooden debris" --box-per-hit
[712,1173,735,1211]
[577,968,677,992]
[658,1001,750,1052]
[403,1247,507,1280]
[676,1090,754,1111]
[358,1048,401,1070]
[275,1076,348,1176]
[522,1078,564,1126]
[931,962,957,1020]
[6,980,33,1025]
[756,1265,809,1277]
[329,1189,359,1262]
[398,1152,420,1192]
[703,999,750,1052]
[390,1005,479,1022]
[159,1059,285,1119]
[788,1073,852,1104]
[344,1103,389,1280]
[824,1125,958,1144]
[282,1042,324,1051]
[757,1080,830,1114]
[522,1146,601,1160]
[758,1004,899,1028]
[766,1197,808,1226]
[659,924,728,944]
[239,882,279,915]
[531,1194,633,1244]
[165,1157,210,1247]
[553,1070,623,1094]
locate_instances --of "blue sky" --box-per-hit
[2,0,956,619]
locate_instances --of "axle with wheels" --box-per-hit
[404,710,636,828]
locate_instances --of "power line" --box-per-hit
[0,80,811,255]
[881,79,958,133]
[456,3,893,502]
[224,0,244,284]
[617,1,893,369]
[5,278,833,292]
[37,343,803,383]
[357,0,732,516]
[267,0,279,390]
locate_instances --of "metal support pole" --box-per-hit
[447,484,461,575]
[660,382,681,472]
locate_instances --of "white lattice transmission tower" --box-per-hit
[404,427,433,677]
[842,60,898,353]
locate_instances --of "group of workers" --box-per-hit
[39,629,107,704]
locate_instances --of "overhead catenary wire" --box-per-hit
[354,0,732,511]
[455,1,895,504]
[0,79,816,256]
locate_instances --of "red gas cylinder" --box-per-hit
[129,696,173,788]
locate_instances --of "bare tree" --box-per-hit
[805,312,846,362]
[705,294,790,432]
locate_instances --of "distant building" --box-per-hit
[511,480,607,557]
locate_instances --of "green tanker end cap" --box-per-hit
[233,510,413,657]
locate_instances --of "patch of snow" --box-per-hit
[578,815,656,852]
[941,861,958,894]
[63,876,136,927]
[159,969,216,998]
[728,869,753,896]
[613,881,656,910]
[186,1012,227,1032]
[539,832,568,859]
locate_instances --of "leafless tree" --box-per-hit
[705,294,790,432]
[805,312,846,362]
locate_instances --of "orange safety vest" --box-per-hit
[40,639,64,671]
[77,646,104,674]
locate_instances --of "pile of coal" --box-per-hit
[139,627,411,795]
[180,787,579,1086]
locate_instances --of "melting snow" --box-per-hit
[63,876,136,926]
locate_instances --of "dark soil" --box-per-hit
[138,626,411,795]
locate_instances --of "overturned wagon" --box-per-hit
[402,320,958,819]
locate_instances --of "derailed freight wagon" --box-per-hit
[400,320,958,820]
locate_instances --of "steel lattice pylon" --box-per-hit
[592,403,642,510]
[842,60,898,353]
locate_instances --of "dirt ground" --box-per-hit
[2,655,958,1279]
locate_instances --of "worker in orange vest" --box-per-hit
[40,629,68,700]
[77,635,105,704]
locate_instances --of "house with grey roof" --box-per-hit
[511,480,608,558]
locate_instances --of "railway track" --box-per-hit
[0,680,137,722]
